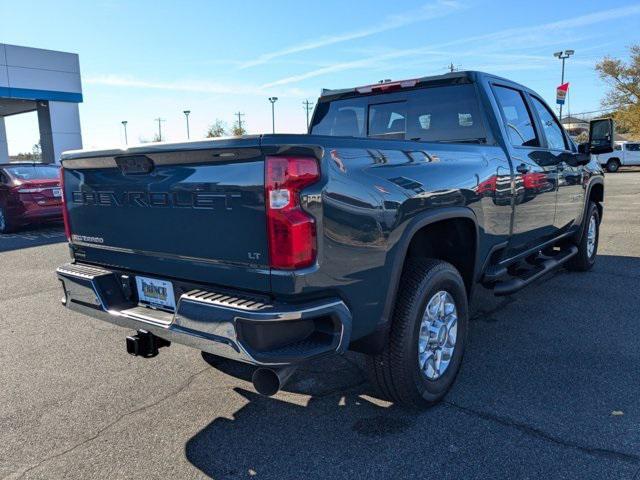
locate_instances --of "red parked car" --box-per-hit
[0,163,63,233]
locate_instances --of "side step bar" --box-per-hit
[493,245,578,296]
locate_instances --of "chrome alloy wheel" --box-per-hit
[418,291,458,380]
[587,215,597,259]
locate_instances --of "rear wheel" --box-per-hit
[367,259,468,408]
[606,159,621,173]
[567,202,599,271]
[0,208,14,234]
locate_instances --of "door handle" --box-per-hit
[516,163,531,174]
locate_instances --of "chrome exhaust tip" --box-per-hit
[251,366,297,396]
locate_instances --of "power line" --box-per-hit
[568,105,631,118]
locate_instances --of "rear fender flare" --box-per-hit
[352,207,479,353]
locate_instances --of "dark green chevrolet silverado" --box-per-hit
[56,71,613,407]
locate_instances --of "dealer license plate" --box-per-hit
[136,276,176,311]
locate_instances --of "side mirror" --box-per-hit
[578,142,590,154]
[589,118,614,154]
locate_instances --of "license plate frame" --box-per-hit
[135,275,177,312]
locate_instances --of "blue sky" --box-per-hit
[2,0,639,152]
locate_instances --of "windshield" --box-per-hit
[4,165,60,181]
[311,83,486,143]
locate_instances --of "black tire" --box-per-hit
[366,259,468,408]
[567,202,599,272]
[606,159,620,173]
[0,207,14,234]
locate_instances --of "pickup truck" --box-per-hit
[56,71,613,407]
[594,141,640,172]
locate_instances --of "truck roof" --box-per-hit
[319,70,527,102]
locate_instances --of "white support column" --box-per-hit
[0,117,8,163]
[39,101,82,164]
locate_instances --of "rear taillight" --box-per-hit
[59,168,72,241]
[265,156,319,269]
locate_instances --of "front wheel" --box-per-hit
[367,259,468,408]
[567,202,600,271]
[606,159,621,173]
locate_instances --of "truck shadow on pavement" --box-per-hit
[185,254,640,479]
[0,224,65,253]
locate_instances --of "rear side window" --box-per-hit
[493,85,539,147]
[627,143,640,152]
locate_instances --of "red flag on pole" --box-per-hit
[556,82,569,105]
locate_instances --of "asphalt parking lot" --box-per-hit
[1,171,639,480]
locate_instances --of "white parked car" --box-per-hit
[594,141,640,172]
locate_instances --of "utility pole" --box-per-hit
[121,120,128,145]
[553,50,574,121]
[235,111,245,133]
[303,99,314,131]
[268,97,278,134]
[447,62,461,73]
[154,117,165,142]
[183,110,191,139]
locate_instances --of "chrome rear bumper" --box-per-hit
[57,262,352,366]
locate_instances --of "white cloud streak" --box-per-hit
[238,0,463,69]
[84,74,312,98]
[260,3,640,88]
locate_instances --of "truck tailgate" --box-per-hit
[62,140,270,292]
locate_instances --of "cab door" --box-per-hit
[625,143,640,165]
[528,94,583,232]
[492,84,558,255]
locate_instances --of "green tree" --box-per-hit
[595,44,640,139]
[206,119,227,137]
[231,119,246,136]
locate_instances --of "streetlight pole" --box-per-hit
[183,110,191,139]
[553,49,574,121]
[268,97,278,134]
[121,121,128,145]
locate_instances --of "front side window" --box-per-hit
[493,85,538,147]
[530,96,568,150]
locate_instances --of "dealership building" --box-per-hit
[0,43,83,164]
